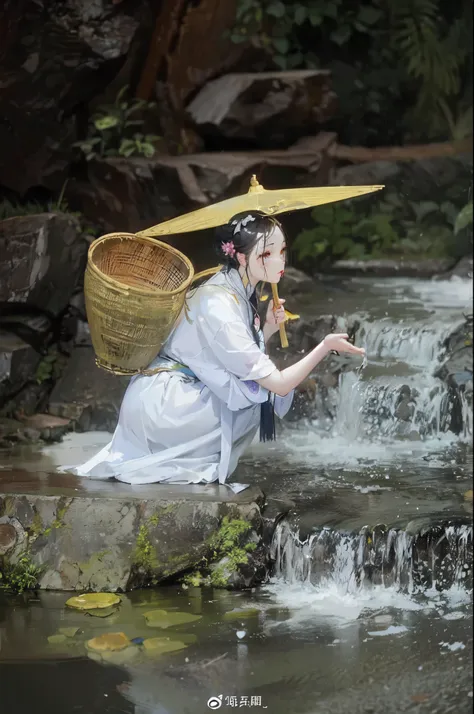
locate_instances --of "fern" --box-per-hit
[390,0,470,135]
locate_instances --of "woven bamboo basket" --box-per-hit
[84,233,194,375]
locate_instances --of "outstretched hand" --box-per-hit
[323,333,365,357]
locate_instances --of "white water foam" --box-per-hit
[263,522,473,624]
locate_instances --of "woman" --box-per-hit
[72,211,365,487]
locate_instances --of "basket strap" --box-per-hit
[94,360,196,378]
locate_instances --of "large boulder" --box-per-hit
[48,346,129,432]
[187,70,337,147]
[0,213,87,410]
[0,212,86,314]
[0,0,146,194]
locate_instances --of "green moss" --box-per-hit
[30,511,44,538]
[0,552,42,593]
[133,524,159,571]
[181,516,256,589]
[1,496,15,517]
[43,499,71,537]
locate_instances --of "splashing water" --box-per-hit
[265,521,473,622]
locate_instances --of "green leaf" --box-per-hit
[141,142,156,158]
[143,609,202,629]
[94,115,119,131]
[308,10,323,26]
[294,5,307,25]
[272,36,289,54]
[330,25,352,46]
[266,1,285,18]
[454,201,473,234]
[323,3,339,20]
[411,201,440,222]
[357,6,383,26]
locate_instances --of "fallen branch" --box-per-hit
[329,138,472,163]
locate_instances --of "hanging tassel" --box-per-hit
[260,395,276,442]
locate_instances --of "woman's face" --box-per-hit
[244,224,287,284]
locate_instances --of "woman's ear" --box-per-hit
[236,252,247,268]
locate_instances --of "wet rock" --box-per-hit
[0,212,86,410]
[20,414,72,443]
[261,497,295,545]
[394,386,416,422]
[0,471,265,591]
[187,70,337,148]
[0,213,86,314]
[0,416,38,447]
[0,523,17,555]
[0,515,27,558]
[435,315,473,434]
[442,256,473,280]
[48,346,129,432]
[0,0,145,194]
[330,155,472,209]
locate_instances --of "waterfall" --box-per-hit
[271,521,473,594]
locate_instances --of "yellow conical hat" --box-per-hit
[138,176,384,237]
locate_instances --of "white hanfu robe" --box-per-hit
[71,268,293,486]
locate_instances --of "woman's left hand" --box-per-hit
[264,298,286,337]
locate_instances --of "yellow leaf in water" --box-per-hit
[143,637,188,654]
[143,609,202,629]
[464,490,473,502]
[86,632,130,652]
[259,294,269,302]
[284,309,300,321]
[66,593,121,610]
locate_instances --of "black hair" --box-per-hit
[215,211,285,442]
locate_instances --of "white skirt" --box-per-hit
[71,370,260,485]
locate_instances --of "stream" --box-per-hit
[0,275,472,713]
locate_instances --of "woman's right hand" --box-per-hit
[323,333,365,357]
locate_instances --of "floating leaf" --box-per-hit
[464,490,473,502]
[143,637,188,654]
[86,632,130,652]
[48,634,67,644]
[143,609,202,629]
[58,627,80,638]
[86,606,118,618]
[66,593,121,610]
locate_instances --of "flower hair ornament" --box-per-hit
[221,240,236,258]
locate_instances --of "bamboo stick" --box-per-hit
[271,283,288,349]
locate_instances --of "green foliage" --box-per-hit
[454,200,473,234]
[181,517,255,589]
[293,194,465,264]
[232,0,472,141]
[0,183,73,220]
[0,553,42,593]
[73,86,160,161]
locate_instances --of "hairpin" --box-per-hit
[232,214,256,235]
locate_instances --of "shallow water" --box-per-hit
[1,275,472,713]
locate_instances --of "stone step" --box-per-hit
[0,470,266,592]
